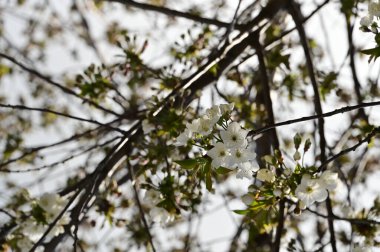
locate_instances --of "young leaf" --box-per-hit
[215,167,233,174]
[361,47,380,63]
[174,159,198,169]
[293,133,302,150]
[233,209,250,215]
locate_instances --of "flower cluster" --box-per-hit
[143,189,174,224]
[238,134,340,215]
[8,193,70,252]
[295,171,338,208]
[360,1,380,31]
[175,103,258,179]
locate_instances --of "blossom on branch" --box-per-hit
[295,174,328,208]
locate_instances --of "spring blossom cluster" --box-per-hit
[143,189,174,224]
[174,103,340,213]
[9,193,70,251]
[175,103,259,179]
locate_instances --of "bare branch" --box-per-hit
[0,52,121,117]
[248,101,380,137]
[0,103,126,134]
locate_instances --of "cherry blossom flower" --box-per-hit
[205,105,221,125]
[21,219,45,243]
[143,189,162,207]
[256,169,275,183]
[150,207,174,224]
[220,122,248,148]
[174,128,192,146]
[198,116,214,135]
[319,170,338,190]
[295,174,328,207]
[186,118,201,133]
[219,103,234,114]
[241,194,254,205]
[236,162,258,179]
[226,147,252,168]
[360,15,373,26]
[38,193,66,215]
[207,142,230,168]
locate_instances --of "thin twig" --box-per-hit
[318,127,380,172]
[127,161,157,252]
[248,101,380,137]
[288,1,334,251]
[0,52,121,117]
[0,118,121,169]
[0,103,125,134]
[307,208,380,225]
[105,0,232,28]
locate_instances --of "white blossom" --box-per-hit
[293,150,301,161]
[319,170,338,190]
[20,219,44,243]
[51,214,70,237]
[241,194,254,205]
[226,148,252,168]
[220,122,248,148]
[38,193,61,213]
[295,174,328,207]
[205,105,221,125]
[186,119,201,133]
[219,103,234,114]
[236,162,257,179]
[37,193,68,221]
[174,128,192,146]
[17,237,32,252]
[143,189,162,207]
[150,207,174,224]
[360,15,373,26]
[207,142,229,168]
[256,169,275,183]
[198,116,214,135]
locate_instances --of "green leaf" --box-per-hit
[174,159,198,169]
[175,157,208,169]
[249,200,267,211]
[204,161,213,192]
[233,209,250,215]
[361,47,380,63]
[215,167,233,174]
[32,204,47,225]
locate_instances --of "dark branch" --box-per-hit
[0,52,121,117]
[0,103,125,134]
[104,0,232,28]
[248,101,380,136]
[318,127,380,172]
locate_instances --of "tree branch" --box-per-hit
[0,52,121,117]
[318,127,380,172]
[127,161,157,252]
[248,101,380,137]
[0,103,125,134]
[104,0,232,28]
[307,208,380,225]
[288,1,335,251]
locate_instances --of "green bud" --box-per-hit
[304,138,312,152]
[293,133,302,149]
